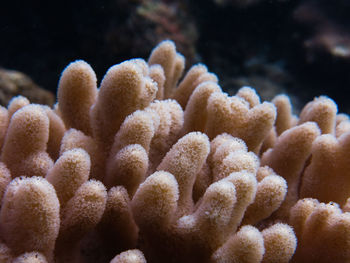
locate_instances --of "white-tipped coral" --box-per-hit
[58,60,97,136]
[132,171,179,231]
[261,223,296,263]
[157,132,210,216]
[242,167,287,226]
[1,105,53,178]
[105,144,148,196]
[90,59,157,151]
[298,96,337,134]
[46,148,91,208]
[148,40,185,99]
[205,89,276,152]
[1,39,350,263]
[300,132,350,206]
[0,177,60,260]
[290,199,350,263]
[13,252,48,263]
[211,225,265,263]
[110,249,146,263]
[261,122,320,220]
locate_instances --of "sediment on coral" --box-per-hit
[0,40,349,263]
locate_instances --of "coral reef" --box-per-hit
[107,0,197,65]
[0,69,55,107]
[0,40,349,263]
[294,0,350,60]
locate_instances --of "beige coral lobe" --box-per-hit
[0,40,349,263]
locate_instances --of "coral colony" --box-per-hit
[0,40,350,263]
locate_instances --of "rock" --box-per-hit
[0,69,55,107]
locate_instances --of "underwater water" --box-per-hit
[0,0,349,112]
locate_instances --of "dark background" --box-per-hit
[1,0,349,112]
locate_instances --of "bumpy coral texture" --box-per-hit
[0,40,349,263]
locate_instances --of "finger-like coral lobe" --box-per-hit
[0,177,60,260]
[0,40,349,263]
